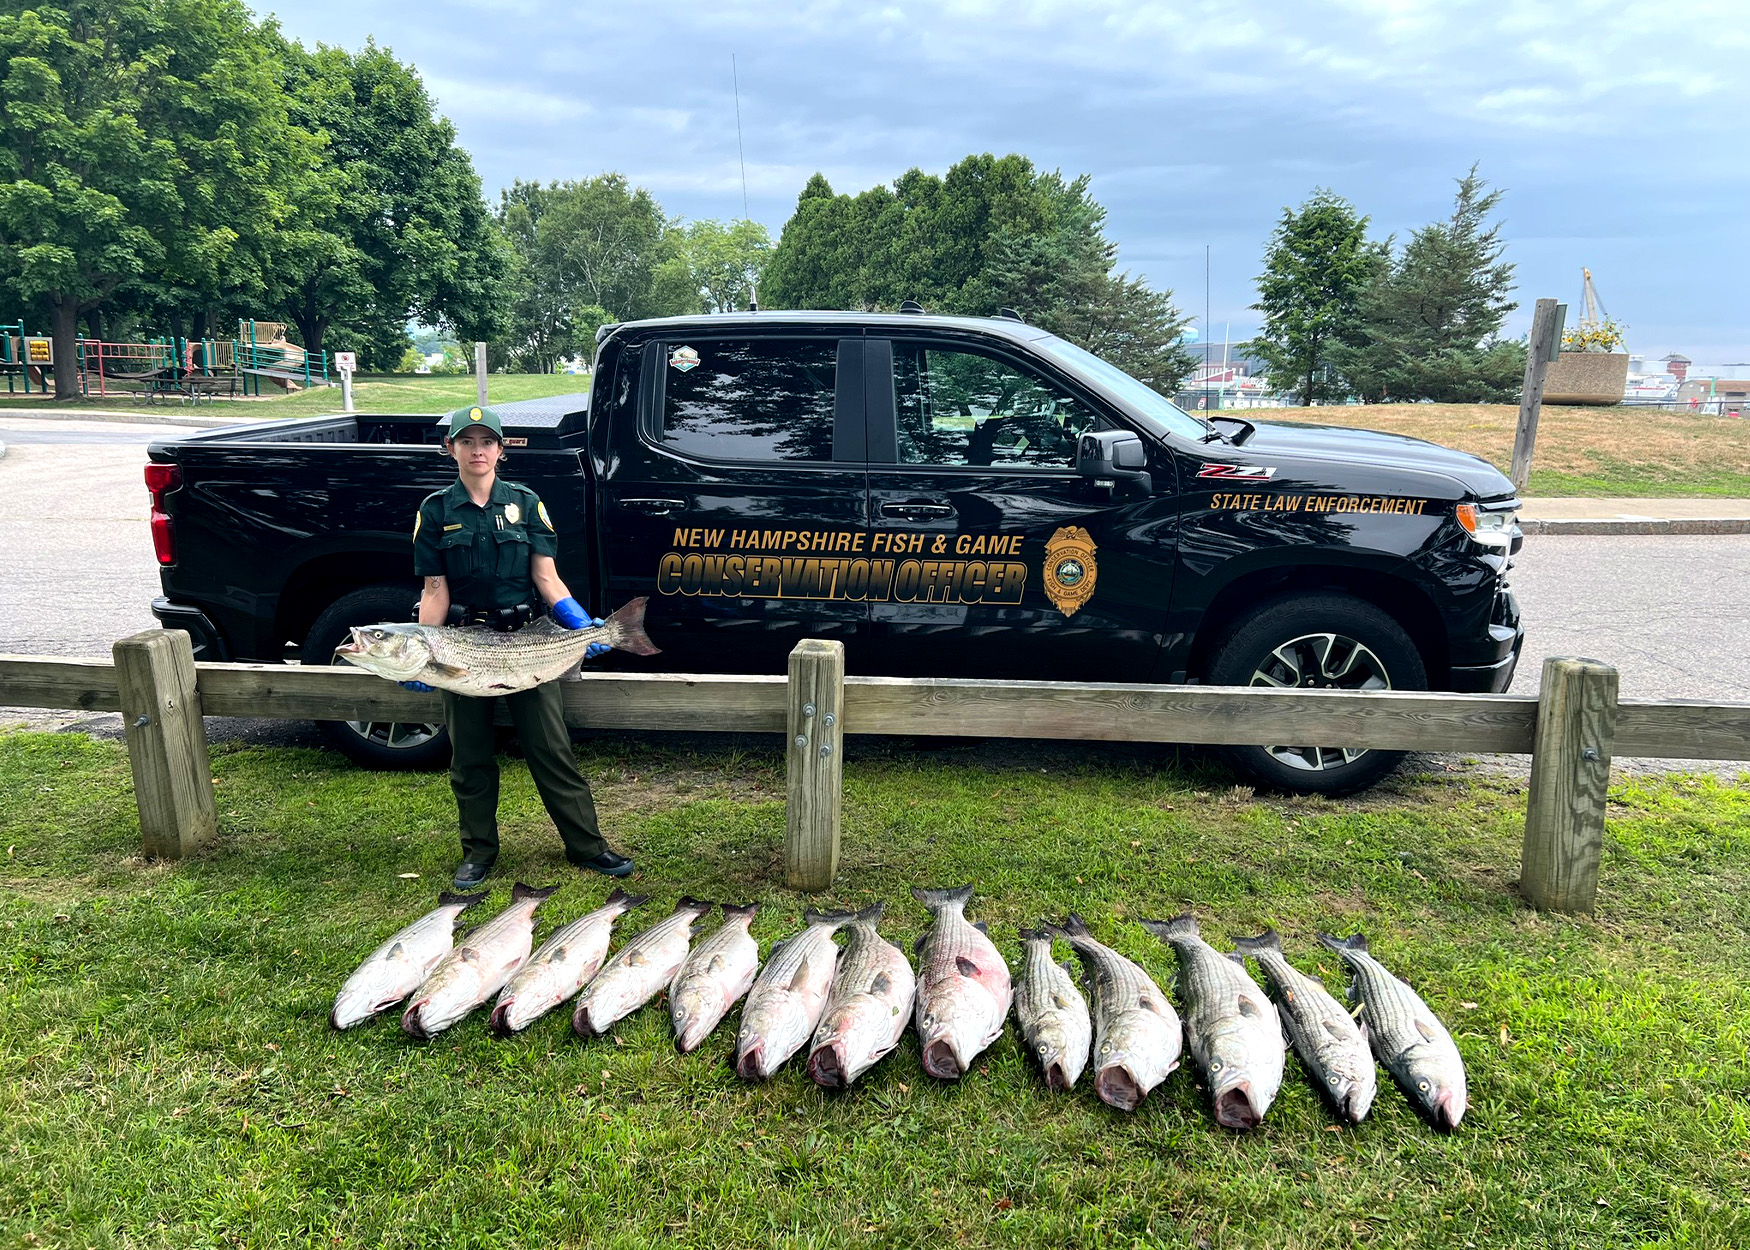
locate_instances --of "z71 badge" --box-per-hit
[1198,463,1277,480]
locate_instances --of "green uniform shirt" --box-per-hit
[413,478,558,611]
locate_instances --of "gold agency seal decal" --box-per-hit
[1044,526,1097,618]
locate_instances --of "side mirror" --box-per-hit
[1077,430,1151,491]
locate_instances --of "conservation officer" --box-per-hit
[410,403,635,889]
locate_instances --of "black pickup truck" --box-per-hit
[146,309,1523,794]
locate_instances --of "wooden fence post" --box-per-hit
[113,629,217,859]
[1520,656,1619,913]
[785,639,845,892]
[1510,298,1564,491]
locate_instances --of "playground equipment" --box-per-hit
[235,320,330,394]
[1,322,53,394]
[57,319,330,403]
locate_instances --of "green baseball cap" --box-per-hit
[441,404,504,441]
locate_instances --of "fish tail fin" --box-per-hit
[1140,914,1200,943]
[606,887,653,911]
[1060,913,1091,938]
[1017,926,1046,942]
[911,884,974,914]
[1317,930,1369,955]
[803,906,857,927]
[853,901,885,925]
[675,895,712,914]
[511,882,559,903]
[1231,928,1282,956]
[721,901,760,922]
[601,597,660,657]
[438,890,487,912]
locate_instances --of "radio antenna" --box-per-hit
[732,53,750,221]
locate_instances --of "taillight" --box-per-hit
[145,462,182,565]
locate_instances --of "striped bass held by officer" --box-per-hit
[350,404,649,891]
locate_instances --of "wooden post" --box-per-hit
[1521,656,1619,914]
[113,629,217,859]
[1510,298,1564,491]
[785,639,845,892]
[474,342,488,406]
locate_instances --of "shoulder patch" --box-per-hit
[537,501,553,531]
[412,512,421,541]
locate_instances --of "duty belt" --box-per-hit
[448,602,537,632]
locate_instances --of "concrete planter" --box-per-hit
[1543,352,1629,405]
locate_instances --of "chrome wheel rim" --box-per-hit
[343,718,444,751]
[1249,632,1391,771]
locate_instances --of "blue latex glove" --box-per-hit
[400,680,435,693]
[553,597,612,660]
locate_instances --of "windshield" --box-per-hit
[1031,334,1212,442]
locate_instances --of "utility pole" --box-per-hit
[1510,299,1566,492]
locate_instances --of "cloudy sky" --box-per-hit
[266,0,1749,367]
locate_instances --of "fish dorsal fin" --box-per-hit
[870,972,892,996]
[955,955,979,977]
[1321,1016,1349,1042]
[625,949,647,967]
[521,615,567,637]
[788,954,815,993]
[385,941,406,960]
[1236,993,1262,1018]
[1051,993,1073,1011]
[1415,1018,1438,1043]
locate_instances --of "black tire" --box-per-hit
[1206,592,1426,796]
[303,583,451,770]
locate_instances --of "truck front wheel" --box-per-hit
[303,584,451,770]
[1205,593,1426,796]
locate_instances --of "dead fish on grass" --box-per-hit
[488,888,649,1035]
[912,885,1012,1080]
[807,904,916,1089]
[573,897,713,1037]
[1318,931,1467,1131]
[1013,925,1093,1093]
[1053,916,1179,1110]
[669,903,761,1053]
[1234,929,1376,1124]
[735,908,853,1080]
[1143,914,1284,1129]
[331,891,484,1029]
[402,884,556,1039]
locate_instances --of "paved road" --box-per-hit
[2,417,1746,771]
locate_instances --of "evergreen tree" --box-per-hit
[1241,190,1378,406]
[1333,167,1521,402]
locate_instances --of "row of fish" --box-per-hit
[331,884,1466,1130]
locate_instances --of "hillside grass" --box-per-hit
[1262,403,1750,497]
[2,730,1747,1249]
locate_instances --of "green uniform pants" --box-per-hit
[442,681,605,867]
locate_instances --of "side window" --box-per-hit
[893,345,1110,469]
[657,338,837,462]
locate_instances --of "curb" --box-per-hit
[0,440,7,460]
[0,407,269,429]
[1521,517,1750,536]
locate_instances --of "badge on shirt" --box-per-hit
[504,503,521,524]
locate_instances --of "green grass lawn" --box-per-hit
[0,372,591,418]
[2,732,1748,1249]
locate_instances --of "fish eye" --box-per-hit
[1417,1079,1430,1092]
[1038,1043,1050,1055]
[370,628,386,639]
[1099,1043,1110,1055]
[1209,1060,1222,1072]
[1329,1075,1341,1086]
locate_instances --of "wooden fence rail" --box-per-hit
[6,630,1750,914]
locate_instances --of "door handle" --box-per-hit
[880,500,954,520]
[622,497,685,516]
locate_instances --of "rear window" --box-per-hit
[657,338,838,462]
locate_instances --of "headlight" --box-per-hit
[1455,503,1516,547]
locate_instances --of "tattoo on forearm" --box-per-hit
[425,577,445,591]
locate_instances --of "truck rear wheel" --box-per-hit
[303,584,451,770]
[1206,593,1425,796]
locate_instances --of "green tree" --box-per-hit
[0,0,303,396]
[763,155,1196,394]
[1241,190,1378,406]
[667,218,772,314]
[269,37,510,366]
[1333,167,1521,402]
